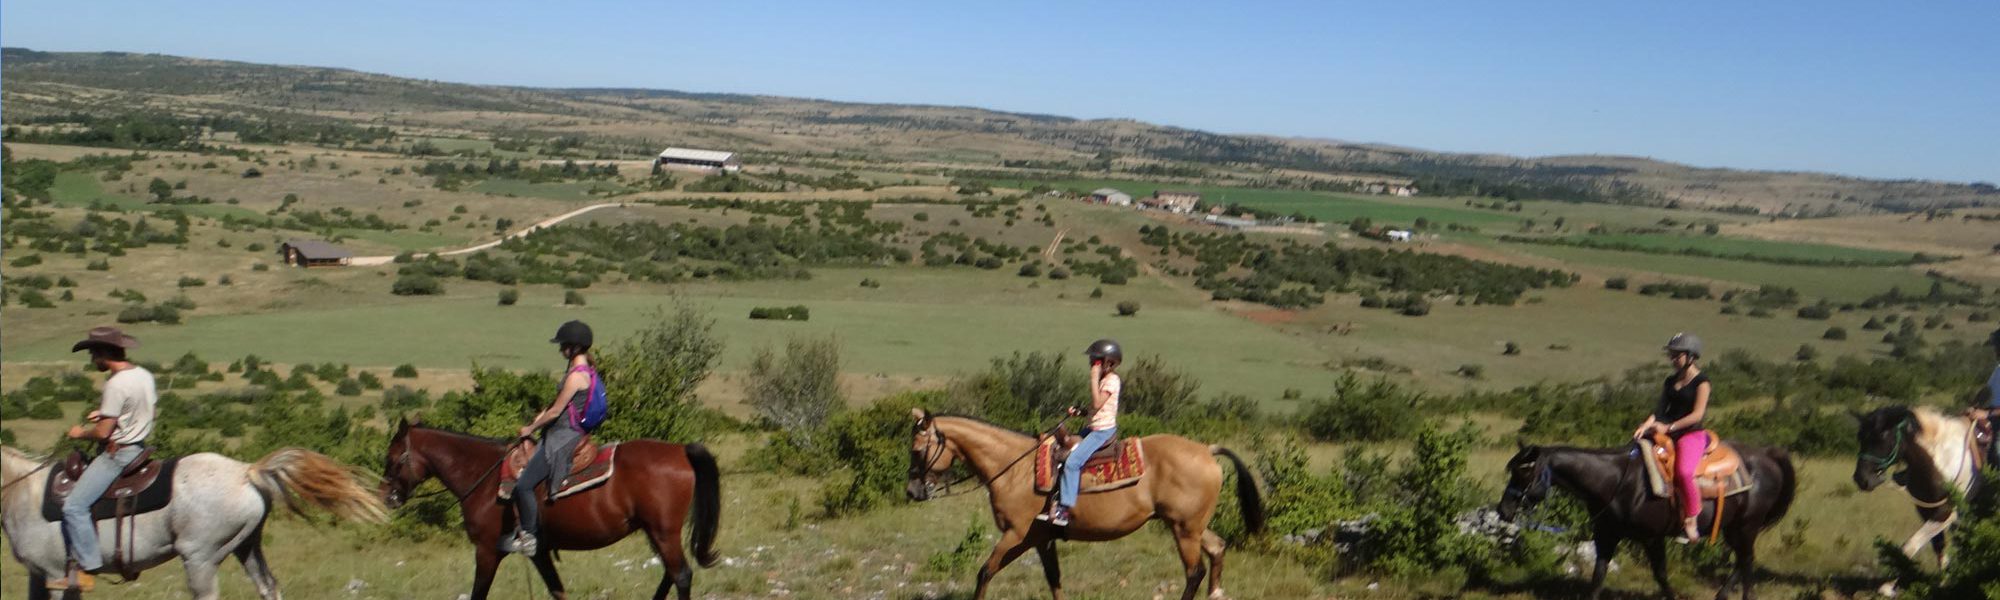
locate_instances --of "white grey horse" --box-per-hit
[1,446,387,600]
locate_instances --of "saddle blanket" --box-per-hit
[1034,437,1146,494]
[499,443,617,501]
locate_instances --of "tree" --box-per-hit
[1795,344,1819,362]
[1704,223,1721,235]
[1116,301,1141,316]
[148,177,173,201]
[1503,341,1521,356]
[391,274,443,296]
[592,306,726,443]
[563,290,586,306]
[1823,327,1848,340]
[747,336,843,446]
[498,289,520,306]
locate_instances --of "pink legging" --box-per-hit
[1673,430,1710,518]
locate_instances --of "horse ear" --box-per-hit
[408,413,423,427]
[911,408,927,422]
[1515,438,1527,450]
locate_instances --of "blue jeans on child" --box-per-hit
[1059,428,1116,509]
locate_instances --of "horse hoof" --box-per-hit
[1877,582,1900,598]
[1208,588,1227,600]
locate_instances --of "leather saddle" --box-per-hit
[499,435,617,501]
[41,449,177,522]
[1648,432,1746,499]
[1049,424,1122,468]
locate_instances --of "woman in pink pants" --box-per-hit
[1633,333,1712,542]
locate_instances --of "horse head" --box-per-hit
[906,408,957,502]
[1853,406,1914,491]
[381,416,431,509]
[1497,443,1552,522]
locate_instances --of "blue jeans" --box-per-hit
[514,425,583,537]
[1059,428,1116,509]
[62,444,146,571]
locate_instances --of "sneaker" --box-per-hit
[48,567,95,592]
[499,531,539,557]
[1049,506,1073,527]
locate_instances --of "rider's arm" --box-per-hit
[67,417,116,441]
[1632,415,1658,439]
[1088,364,1109,414]
[1664,382,1710,433]
[521,370,589,437]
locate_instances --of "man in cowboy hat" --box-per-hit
[58,326,157,589]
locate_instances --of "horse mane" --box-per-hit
[929,414,1034,442]
[411,425,513,446]
[1532,445,1631,457]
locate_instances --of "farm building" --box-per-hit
[1205,215,1258,230]
[279,240,352,268]
[654,147,742,173]
[1153,190,1201,214]
[1089,188,1132,206]
[1386,229,1413,242]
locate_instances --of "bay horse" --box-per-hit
[1497,442,1796,600]
[379,418,721,600]
[1,445,387,600]
[904,409,1266,600]
[1852,406,1982,596]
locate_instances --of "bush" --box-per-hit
[86,259,111,271]
[392,364,419,378]
[1796,303,1834,320]
[1457,364,1485,379]
[749,305,810,321]
[1115,300,1140,316]
[747,336,843,443]
[1089,287,1103,299]
[1604,277,1628,290]
[177,276,206,288]
[217,274,233,286]
[116,303,182,325]
[563,290,586,306]
[1099,271,1128,285]
[391,274,443,296]
[1503,341,1521,355]
[1862,317,1887,330]
[335,378,362,396]
[1017,262,1042,278]
[1399,294,1432,316]
[498,289,520,306]
[858,278,881,289]
[1047,267,1070,280]
[1823,327,1848,340]
[1300,374,1421,442]
[357,371,384,390]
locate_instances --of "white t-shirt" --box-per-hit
[1090,374,1121,430]
[100,366,157,446]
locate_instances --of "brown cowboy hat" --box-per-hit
[70,326,140,353]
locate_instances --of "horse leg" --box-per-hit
[645,524,693,600]
[1201,530,1228,600]
[26,573,51,600]
[469,546,502,600]
[529,551,568,600]
[971,532,1033,600]
[1721,531,1757,600]
[233,533,282,600]
[1586,535,1619,600]
[1930,512,1957,571]
[181,554,226,600]
[1642,537,1675,599]
[1033,540,1063,600]
[1174,529,1208,600]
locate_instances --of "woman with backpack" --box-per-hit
[504,320,604,557]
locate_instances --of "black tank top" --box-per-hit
[1656,372,1710,433]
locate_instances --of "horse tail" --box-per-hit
[684,443,722,568]
[1210,445,1266,535]
[247,448,388,524]
[1764,447,1798,527]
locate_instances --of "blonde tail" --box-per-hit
[247,448,389,523]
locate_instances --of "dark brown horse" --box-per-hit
[1497,443,1796,600]
[380,418,721,600]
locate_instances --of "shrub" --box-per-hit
[747,336,843,442]
[749,305,810,321]
[116,303,182,324]
[498,289,520,306]
[1503,341,1521,356]
[563,290,586,306]
[1604,277,1628,290]
[858,278,881,289]
[177,276,206,288]
[1399,294,1432,317]
[1457,364,1485,379]
[1862,317,1886,330]
[391,274,443,296]
[251,263,269,272]
[18,289,56,309]
[392,364,419,378]
[1796,303,1834,320]
[9,254,42,267]
[1719,305,1740,315]
[217,275,233,286]
[1017,262,1042,278]
[1795,344,1819,362]
[1824,327,1848,340]
[1047,267,1070,280]
[335,378,362,396]
[1099,271,1128,285]
[86,259,111,271]
[1115,300,1140,316]
[357,371,384,390]
[1089,287,1103,299]
[1300,375,1422,442]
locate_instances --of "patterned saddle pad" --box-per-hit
[1034,437,1146,494]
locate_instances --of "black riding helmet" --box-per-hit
[551,320,593,349]
[1084,339,1122,365]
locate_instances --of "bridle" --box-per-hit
[1861,417,1976,510]
[384,433,517,507]
[1501,458,1555,517]
[1859,417,1910,474]
[910,414,1070,500]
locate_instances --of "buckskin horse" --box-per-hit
[1852,406,1983,597]
[904,409,1266,600]
[379,418,721,600]
[1,445,387,600]
[1497,441,1796,600]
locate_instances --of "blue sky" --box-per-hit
[4,1,1995,182]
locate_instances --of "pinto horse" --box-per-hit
[380,419,721,600]
[1498,442,1796,600]
[904,409,1265,600]
[1852,406,1983,596]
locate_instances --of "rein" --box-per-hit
[0,461,53,493]
[920,414,1071,500]
[392,437,520,506]
[1860,418,1910,472]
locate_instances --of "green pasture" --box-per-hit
[1494,240,1938,300]
[48,171,264,221]
[1548,232,1919,265]
[471,178,631,201]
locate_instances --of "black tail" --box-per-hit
[685,443,722,568]
[1764,447,1798,528]
[1211,446,1266,535]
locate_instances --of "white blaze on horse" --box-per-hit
[1853,406,1985,596]
[1,446,387,600]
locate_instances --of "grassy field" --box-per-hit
[471,178,632,201]
[1492,240,1941,300]
[1546,232,1920,265]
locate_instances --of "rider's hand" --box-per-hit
[518,425,535,440]
[85,410,102,421]
[1066,406,1083,417]
[66,425,87,439]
